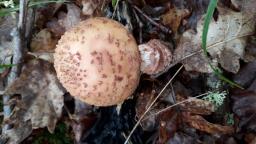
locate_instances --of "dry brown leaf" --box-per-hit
[35,3,63,29]
[136,88,158,131]
[177,94,215,115]
[174,6,255,73]
[30,29,58,52]
[245,133,256,144]
[170,82,215,115]
[4,59,65,143]
[161,8,190,33]
[182,112,234,134]
[46,18,65,38]
[59,4,82,30]
[46,4,83,37]
[158,109,179,144]
[231,90,256,132]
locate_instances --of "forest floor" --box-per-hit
[0,0,256,144]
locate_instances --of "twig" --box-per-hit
[143,92,210,120]
[132,5,172,34]
[2,0,28,133]
[124,65,184,144]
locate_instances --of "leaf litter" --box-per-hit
[174,5,255,73]
[3,59,64,143]
[0,0,256,143]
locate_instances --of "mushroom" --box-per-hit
[54,17,172,106]
[139,39,172,75]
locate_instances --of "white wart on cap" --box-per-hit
[54,17,141,106]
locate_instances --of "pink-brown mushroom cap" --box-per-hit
[54,17,140,106]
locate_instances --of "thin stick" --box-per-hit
[144,92,210,120]
[2,0,28,132]
[132,5,172,34]
[124,65,184,144]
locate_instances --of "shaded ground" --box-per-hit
[0,0,256,144]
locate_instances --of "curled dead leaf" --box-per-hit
[182,112,234,134]
[4,59,65,143]
[161,8,190,33]
[174,6,255,73]
[177,93,215,115]
[158,109,179,144]
[47,3,83,37]
[30,29,58,52]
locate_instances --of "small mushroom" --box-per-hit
[138,39,172,75]
[54,17,172,106]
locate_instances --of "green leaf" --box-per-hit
[0,64,16,73]
[202,0,243,89]
[0,64,16,69]
[112,0,117,8]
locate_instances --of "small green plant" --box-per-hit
[112,0,117,8]
[202,91,227,108]
[202,0,243,89]
[225,113,235,126]
[33,122,72,144]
